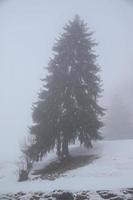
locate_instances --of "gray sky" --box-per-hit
[0,0,133,161]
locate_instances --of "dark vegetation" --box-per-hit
[19,15,104,181]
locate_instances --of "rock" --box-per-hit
[97,191,117,199]
[0,196,9,200]
[109,196,124,200]
[126,189,133,194]
[52,193,60,198]
[56,192,74,200]
[75,194,87,200]
[30,195,40,200]
[44,194,51,198]
[34,192,43,196]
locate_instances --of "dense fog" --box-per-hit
[0,0,133,161]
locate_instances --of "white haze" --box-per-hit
[0,0,133,161]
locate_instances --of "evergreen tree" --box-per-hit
[28,15,104,161]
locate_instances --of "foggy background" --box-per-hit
[0,0,133,161]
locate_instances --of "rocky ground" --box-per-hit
[0,188,133,200]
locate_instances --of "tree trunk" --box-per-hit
[57,135,61,160]
[61,137,69,161]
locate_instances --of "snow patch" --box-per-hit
[0,140,133,193]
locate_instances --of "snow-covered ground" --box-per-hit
[0,140,133,193]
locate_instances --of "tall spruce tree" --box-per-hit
[28,15,104,161]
